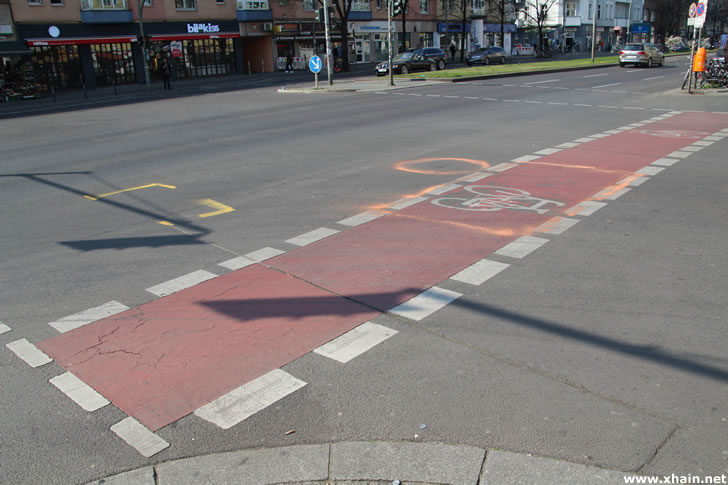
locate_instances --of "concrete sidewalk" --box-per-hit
[91,441,636,485]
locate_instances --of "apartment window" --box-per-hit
[420,0,428,13]
[588,3,591,19]
[175,0,196,9]
[28,0,42,5]
[143,0,151,4]
[596,3,600,18]
[303,0,314,9]
[216,0,224,4]
[51,0,64,5]
[376,0,382,8]
[565,2,575,16]
[82,0,127,8]
[351,0,369,11]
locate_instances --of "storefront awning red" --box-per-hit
[149,33,240,41]
[25,35,138,46]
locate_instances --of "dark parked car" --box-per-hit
[407,47,448,70]
[375,51,438,75]
[466,46,507,66]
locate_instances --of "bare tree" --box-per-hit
[652,0,689,40]
[448,0,474,61]
[324,0,355,71]
[486,0,515,46]
[519,0,557,54]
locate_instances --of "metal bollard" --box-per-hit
[261,59,264,73]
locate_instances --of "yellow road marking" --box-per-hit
[197,199,235,218]
[84,183,176,200]
[158,221,175,226]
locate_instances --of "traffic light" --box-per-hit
[315,6,333,22]
[392,0,403,16]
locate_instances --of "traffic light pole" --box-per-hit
[323,0,333,85]
[388,0,393,85]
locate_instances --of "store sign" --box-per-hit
[48,26,61,38]
[274,23,298,33]
[0,24,13,35]
[187,23,221,33]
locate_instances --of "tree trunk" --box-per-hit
[341,22,350,71]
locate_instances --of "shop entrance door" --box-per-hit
[354,34,370,63]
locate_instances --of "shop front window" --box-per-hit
[91,42,136,87]
[155,38,234,79]
[30,45,83,91]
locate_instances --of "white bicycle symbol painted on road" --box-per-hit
[432,185,565,214]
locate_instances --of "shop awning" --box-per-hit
[149,33,240,41]
[25,35,138,46]
[0,40,33,55]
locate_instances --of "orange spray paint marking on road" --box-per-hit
[394,158,490,175]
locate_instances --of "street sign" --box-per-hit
[694,0,708,27]
[309,55,322,73]
[688,3,697,17]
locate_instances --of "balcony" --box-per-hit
[236,0,272,21]
[564,15,581,26]
[80,0,133,23]
[348,0,371,20]
[614,17,628,28]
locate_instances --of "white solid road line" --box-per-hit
[390,196,429,210]
[218,255,257,271]
[567,200,608,217]
[285,227,340,247]
[390,286,462,321]
[0,322,10,335]
[6,339,52,368]
[337,210,388,227]
[642,76,664,81]
[194,369,306,430]
[146,269,217,297]
[245,247,287,262]
[48,300,130,333]
[110,417,169,458]
[450,259,510,286]
[494,236,549,259]
[314,322,398,363]
[49,372,110,412]
[535,217,580,235]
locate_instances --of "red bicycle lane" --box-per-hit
[37,112,726,432]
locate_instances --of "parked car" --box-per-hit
[466,46,507,66]
[375,51,438,76]
[406,47,448,70]
[619,43,664,67]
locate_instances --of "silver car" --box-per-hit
[619,43,664,67]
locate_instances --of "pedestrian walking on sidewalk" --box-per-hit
[161,55,172,90]
[285,53,294,73]
[450,44,457,61]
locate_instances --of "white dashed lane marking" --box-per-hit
[390,196,429,210]
[428,183,462,195]
[146,270,217,297]
[48,300,130,334]
[494,236,549,259]
[337,210,388,227]
[314,322,398,363]
[285,227,340,247]
[219,255,257,271]
[390,286,462,321]
[567,200,608,217]
[111,417,169,457]
[0,322,11,335]
[637,166,665,176]
[535,217,580,235]
[50,372,110,412]
[652,157,680,167]
[245,247,287,262]
[6,339,52,368]
[450,259,510,285]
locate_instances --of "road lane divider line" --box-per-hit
[49,301,130,334]
[390,196,429,210]
[194,369,306,430]
[50,372,110,412]
[337,210,388,227]
[458,172,492,182]
[313,322,398,363]
[651,158,680,167]
[494,236,549,259]
[555,142,579,148]
[589,133,611,139]
[618,175,649,187]
[584,73,608,78]
[110,417,169,457]
[592,82,622,89]
[705,135,725,140]
[286,227,341,247]
[390,286,462,321]
[637,166,665,176]
[512,155,542,162]
[219,256,257,271]
[593,187,631,201]
[534,217,580,235]
[146,270,217,298]
[6,339,52,368]
[533,148,562,155]
[450,259,510,286]
[487,162,519,172]
[666,151,692,158]
[573,137,597,143]
[428,183,463,195]
[523,79,560,84]
[245,247,287,262]
[691,140,714,146]
[680,146,703,152]
[565,201,608,217]
[0,322,10,335]
[573,103,592,107]
[597,105,618,109]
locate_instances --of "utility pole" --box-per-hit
[323,0,333,85]
[388,0,394,85]
[590,0,597,61]
[136,0,151,90]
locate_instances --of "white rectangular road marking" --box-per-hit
[691,140,714,147]
[535,217,580,235]
[652,157,680,167]
[245,247,286,262]
[623,106,646,110]
[680,146,704,152]
[428,183,462,195]
[573,103,593,107]
[494,236,549,259]
[390,286,462,321]
[111,417,169,457]
[598,105,618,109]
[390,196,428,210]
[487,162,519,172]
[584,73,608,78]
[618,176,649,187]
[523,79,560,84]
[49,301,129,334]
[593,187,631,200]
[285,227,340,247]
[458,172,491,182]
[219,255,257,271]
[589,133,611,138]
[567,200,607,216]
[666,151,692,158]
[6,339,52,368]
[573,137,596,143]
[642,76,664,80]
[194,369,306,430]
[705,135,724,140]
[338,210,387,227]
[313,322,398,363]
[0,322,11,335]
[592,82,622,89]
[617,125,634,130]
[548,102,568,105]
[512,155,542,163]
[534,148,562,155]
[146,270,217,297]
[555,142,579,148]
[450,259,510,285]
[603,130,622,134]
[50,372,110,412]
[637,166,665,176]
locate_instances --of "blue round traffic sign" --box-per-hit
[309,55,322,73]
[696,2,705,15]
[689,3,697,17]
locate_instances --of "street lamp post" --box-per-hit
[137,0,151,90]
[590,0,597,61]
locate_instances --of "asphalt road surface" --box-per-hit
[1,56,727,484]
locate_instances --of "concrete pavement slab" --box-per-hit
[86,467,155,485]
[154,444,329,484]
[330,441,485,484]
